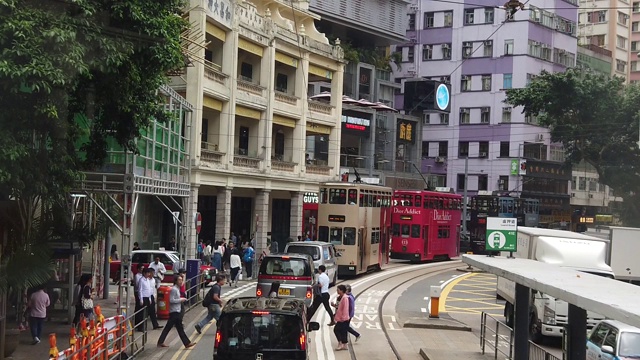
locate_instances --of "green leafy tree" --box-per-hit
[504,68,640,225]
[0,0,187,293]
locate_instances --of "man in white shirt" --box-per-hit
[203,242,212,265]
[138,269,162,330]
[148,257,166,288]
[306,265,335,325]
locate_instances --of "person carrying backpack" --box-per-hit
[195,275,225,334]
[242,244,255,280]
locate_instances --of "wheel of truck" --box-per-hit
[529,312,543,344]
[504,303,514,328]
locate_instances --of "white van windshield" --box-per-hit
[286,245,320,261]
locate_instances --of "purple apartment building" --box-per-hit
[394,0,578,223]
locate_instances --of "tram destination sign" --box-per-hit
[485,217,517,252]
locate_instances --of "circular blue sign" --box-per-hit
[436,83,450,111]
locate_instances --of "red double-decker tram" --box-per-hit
[390,189,463,262]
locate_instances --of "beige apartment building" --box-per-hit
[578,0,631,80]
[172,0,345,257]
[631,1,640,82]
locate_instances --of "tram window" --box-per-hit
[375,195,381,208]
[401,224,410,236]
[329,189,346,204]
[443,198,449,209]
[438,226,450,239]
[415,195,421,207]
[330,227,343,245]
[343,227,356,245]
[392,223,400,236]
[371,231,380,244]
[359,194,364,207]
[366,194,373,207]
[411,225,421,238]
[318,226,329,242]
[320,188,328,204]
[348,189,357,205]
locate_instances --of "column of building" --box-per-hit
[221,27,240,166]
[294,51,308,171]
[328,63,345,174]
[215,187,232,241]
[186,185,199,259]
[254,190,270,256]
[185,6,206,162]
[260,40,276,170]
[289,192,303,240]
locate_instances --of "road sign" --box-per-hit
[485,217,517,252]
[195,212,202,234]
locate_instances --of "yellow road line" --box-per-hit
[453,283,497,290]
[450,289,496,295]
[439,272,476,312]
[170,320,217,360]
[446,296,502,302]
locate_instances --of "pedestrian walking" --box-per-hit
[195,275,225,334]
[197,240,204,261]
[110,245,119,261]
[333,285,350,351]
[28,285,50,344]
[345,285,361,341]
[138,269,162,331]
[229,248,242,287]
[77,275,95,323]
[157,276,196,349]
[212,241,223,271]
[148,257,167,288]
[72,274,92,327]
[222,240,232,281]
[203,241,212,265]
[306,265,335,325]
[242,243,255,279]
[133,242,141,251]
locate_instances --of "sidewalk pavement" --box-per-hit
[402,316,502,360]
[9,278,253,360]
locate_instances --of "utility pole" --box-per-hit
[462,157,469,235]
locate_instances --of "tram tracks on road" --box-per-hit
[312,260,462,360]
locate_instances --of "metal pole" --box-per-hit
[513,283,530,360]
[462,157,469,235]
[427,165,432,190]
[103,227,111,299]
[369,109,377,177]
[516,144,522,196]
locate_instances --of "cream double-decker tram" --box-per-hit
[316,182,392,277]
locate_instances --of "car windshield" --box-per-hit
[619,332,640,357]
[218,313,303,351]
[286,246,320,261]
[260,258,310,277]
[167,252,180,263]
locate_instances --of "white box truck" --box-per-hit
[608,226,640,283]
[497,227,614,343]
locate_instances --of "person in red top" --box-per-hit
[332,284,350,351]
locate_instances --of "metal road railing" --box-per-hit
[480,312,514,360]
[528,341,562,360]
[480,312,562,360]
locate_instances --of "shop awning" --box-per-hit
[275,52,298,68]
[306,122,331,135]
[236,105,261,120]
[273,115,296,128]
[239,38,263,57]
[203,95,223,111]
[308,64,333,79]
[206,22,226,42]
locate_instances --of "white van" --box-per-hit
[284,241,339,285]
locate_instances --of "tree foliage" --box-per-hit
[505,68,640,225]
[0,0,186,291]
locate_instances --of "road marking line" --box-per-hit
[421,308,427,313]
[439,273,476,313]
[169,282,256,360]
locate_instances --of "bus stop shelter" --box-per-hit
[462,254,640,360]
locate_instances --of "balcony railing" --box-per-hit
[204,61,227,85]
[272,160,296,172]
[308,100,333,115]
[237,79,265,96]
[200,142,224,165]
[233,155,261,169]
[306,165,332,176]
[275,91,299,105]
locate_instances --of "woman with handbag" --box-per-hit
[72,274,92,326]
[78,274,95,321]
